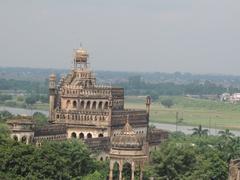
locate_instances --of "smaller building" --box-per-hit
[7,116,67,145]
[6,116,35,144]
[109,117,148,180]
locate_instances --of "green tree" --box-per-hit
[0,111,13,122]
[161,98,174,108]
[25,95,37,105]
[191,125,208,137]
[218,129,234,139]
[33,112,48,127]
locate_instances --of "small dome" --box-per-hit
[111,118,143,150]
[49,73,56,80]
[74,48,89,63]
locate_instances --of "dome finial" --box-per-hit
[74,46,89,64]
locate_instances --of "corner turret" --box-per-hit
[49,73,56,122]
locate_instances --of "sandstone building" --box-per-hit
[7,47,168,179]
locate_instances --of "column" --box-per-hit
[131,161,135,180]
[109,160,114,180]
[119,162,123,180]
[140,164,144,180]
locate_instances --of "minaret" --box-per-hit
[49,73,56,122]
[146,96,151,116]
[146,96,151,141]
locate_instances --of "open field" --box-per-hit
[125,96,240,130]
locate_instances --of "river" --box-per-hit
[1,106,240,136]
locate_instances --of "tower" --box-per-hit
[49,73,56,121]
[146,96,151,141]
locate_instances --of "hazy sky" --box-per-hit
[0,1,239,74]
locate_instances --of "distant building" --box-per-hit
[221,93,230,102]
[230,93,240,103]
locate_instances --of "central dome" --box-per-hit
[111,119,143,150]
[74,48,89,63]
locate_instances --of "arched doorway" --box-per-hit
[98,133,104,138]
[21,136,27,144]
[113,162,119,180]
[80,101,84,109]
[86,101,91,109]
[104,102,108,109]
[98,102,103,109]
[79,133,84,139]
[66,100,71,109]
[72,101,77,108]
[13,135,18,141]
[71,132,77,138]
[87,133,92,139]
[123,163,132,180]
[92,101,96,109]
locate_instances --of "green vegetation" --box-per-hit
[147,131,240,179]
[160,98,174,108]
[0,136,108,179]
[116,76,240,96]
[125,96,240,130]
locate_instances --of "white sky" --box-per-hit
[0,0,239,74]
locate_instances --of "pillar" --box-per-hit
[140,163,144,180]
[109,161,114,180]
[131,161,135,180]
[119,161,123,180]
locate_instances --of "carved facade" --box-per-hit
[49,47,150,141]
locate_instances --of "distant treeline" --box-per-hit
[0,76,239,97]
[114,76,240,96]
[2,67,240,87]
[0,79,48,94]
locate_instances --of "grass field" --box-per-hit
[125,96,240,130]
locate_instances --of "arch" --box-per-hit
[98,101,103,109]
[66,100,71,108]
[72,100,77,108]
[123,162,132,180]
[92,101,97,109]
[98,133,104,138]
[113,161,120,180]
[86,101,91,109]
[87,133,92,139]
[80,101,84,109]
[104,102,108,109]
[100,157,103,161]
[13,135,18,141]
[21,136,27,144]
[71,132,77,138]
[79,133,84,139]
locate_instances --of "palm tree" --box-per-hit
[218,129,234,139]
[191,125,208,137]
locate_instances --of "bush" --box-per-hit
[161,98,174,108]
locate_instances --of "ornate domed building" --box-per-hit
[7,46,168,164]
[49,47,150,142]
[109,117,148,180]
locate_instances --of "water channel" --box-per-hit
[1,106,240,136]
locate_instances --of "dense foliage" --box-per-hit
[0,79,48,94]
[0,135,108,179]
[146,131,240,180]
